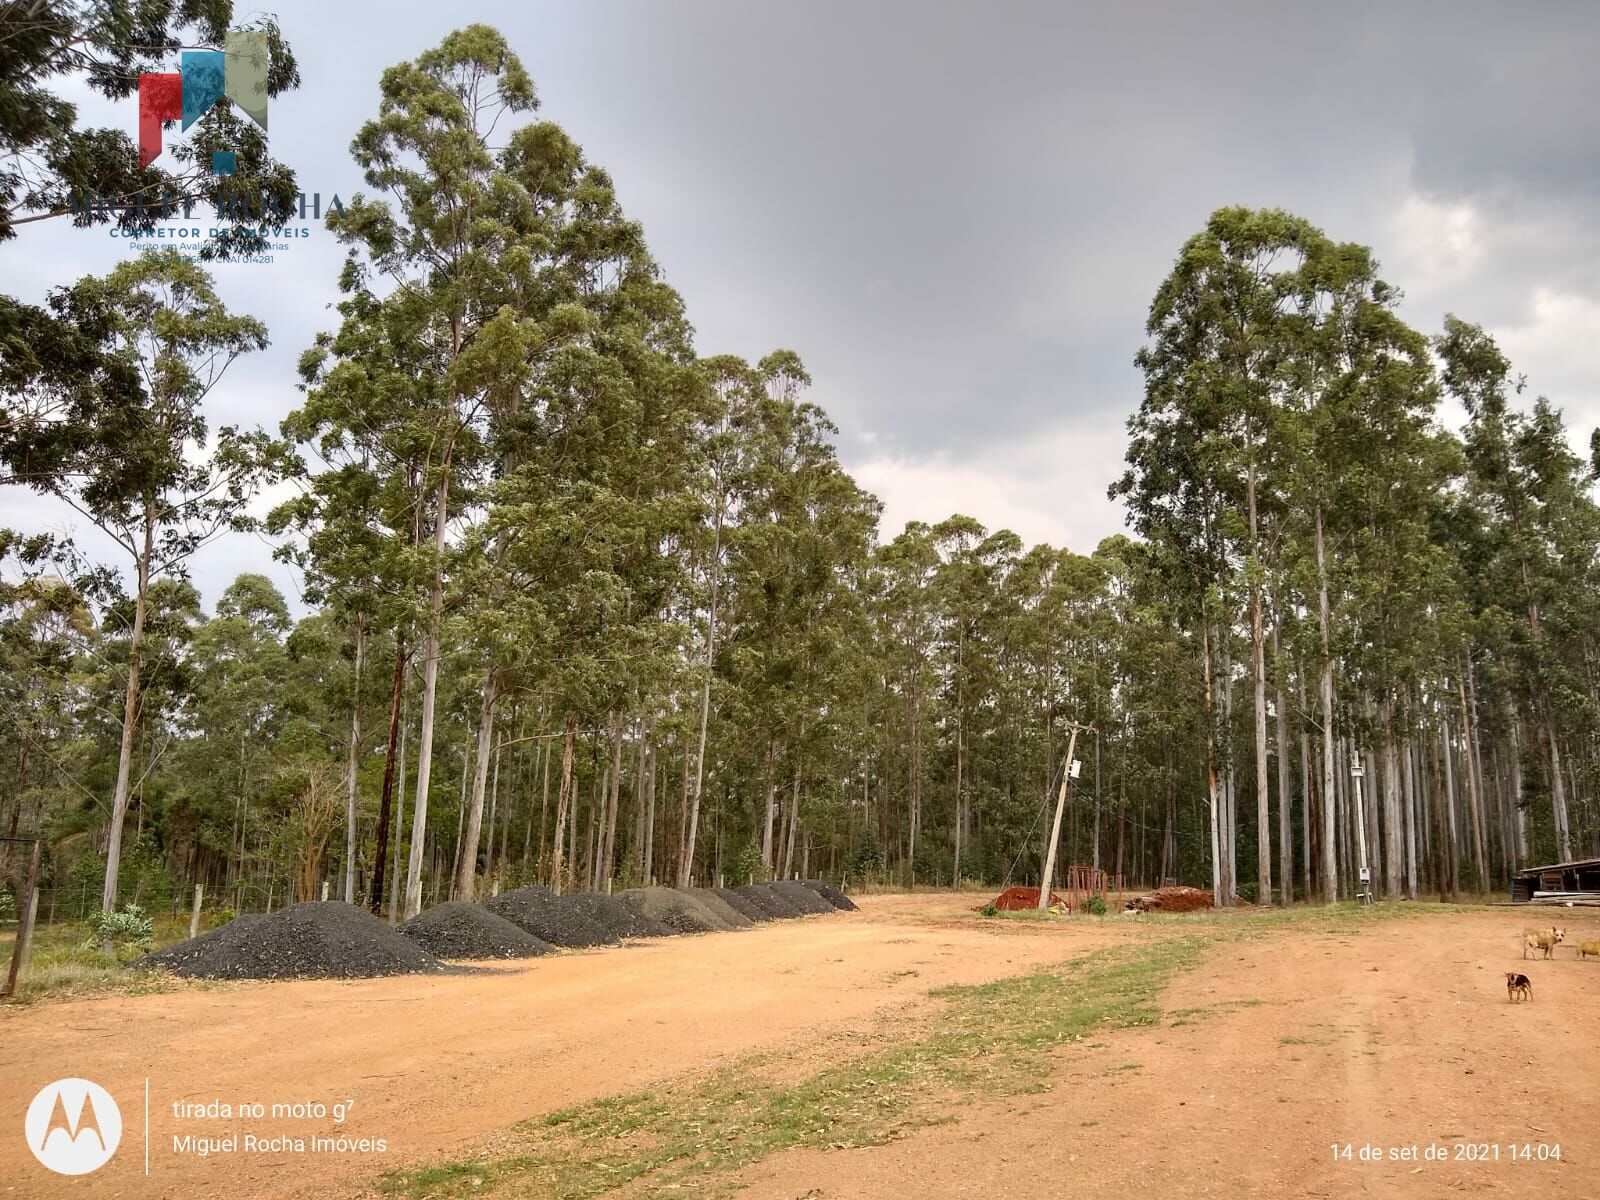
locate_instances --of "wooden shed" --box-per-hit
[1510,858,1600,905]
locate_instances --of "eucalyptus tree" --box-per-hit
[180,573,291,889]
[0,571,94,880]
[675,356,757,886]
[719,352,878,878]
[1439,317,1600,862]
[1117,206,1324,904]
[282,280,441,914]
[871,523,941,875]
[269,459,393,903]
[327,26,545,916]
[4,250,278,915]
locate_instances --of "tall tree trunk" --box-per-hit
[602,712,624,890]
[760,739,778,874]
[1201,622,1222,905]
[1402,717,1419,900]
[1297,659,1312,898]
[1457,673,1487,890]
[454,669,500,901]
[549,713,577,894]
[369,640,406,914]
[1510,712,1529,864]
[1315,504,1338,903]
[344,613,365,904]
[1247,458,1271,905]
[643,719,657,883]
[675,740,690,882]
[532,730,550,868]
[102,506,154,917]
[404,471,451,919]
[1544,704,1573,862]
[782,774,801,879]
[682,506,722,887]
[1441,712,1461,898]
[1381,699,1402,898]
[953,630,966,886]
[1428,724,1452,901]
[390,680,409,924]
[1273,622,1292,903]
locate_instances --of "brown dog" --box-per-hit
[1506,972,1533,1002]
[1576,939,1600,961]
[1523,927,1565,959]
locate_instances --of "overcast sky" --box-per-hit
[5,0,1598,612]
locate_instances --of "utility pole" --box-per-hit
[1038,722,1090,912]
[1351,749,1371,904]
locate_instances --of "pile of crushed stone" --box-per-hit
[617,887,730,933]
[685,888,754,929]
[400,901,554,960]
[733,883,805,918]
[712,887,770,922]
[556,892,674,939]
[139,902,444,979]
[801,880,858,911]
[770,880,835,914]
[484,886,615,947]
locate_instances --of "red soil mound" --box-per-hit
[988,886,1069,911]
[1130,885,1215,913]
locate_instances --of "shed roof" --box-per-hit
[1514,858,1600,877]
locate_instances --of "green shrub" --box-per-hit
[1081,894,1108,916]
[86,903,155,954]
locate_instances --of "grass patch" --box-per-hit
[1,913,217,1005]
[974,908,1067,923]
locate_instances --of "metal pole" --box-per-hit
[1037,725,1084,911]
[1351,750,1371,903]
[3,839,44,998]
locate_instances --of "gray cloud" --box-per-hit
[4,0,1597,609]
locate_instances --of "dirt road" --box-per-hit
[734,906,1600,1200]
[2,894,1129,1199]
[5,898,1596,1200]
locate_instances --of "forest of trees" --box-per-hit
[3,18,1599,926]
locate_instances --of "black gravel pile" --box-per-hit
[801,880,859,911]
[686,888,755,929]
[769,880,835,914]
[484,886,615,948]
[733,883,804,918]
[712,887,772,922]
[400,902,555,960]
[139,901,444,979]
[617,888,728,933]
[556,892,674,939]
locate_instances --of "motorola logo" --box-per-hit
[25,1078,122,1176]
